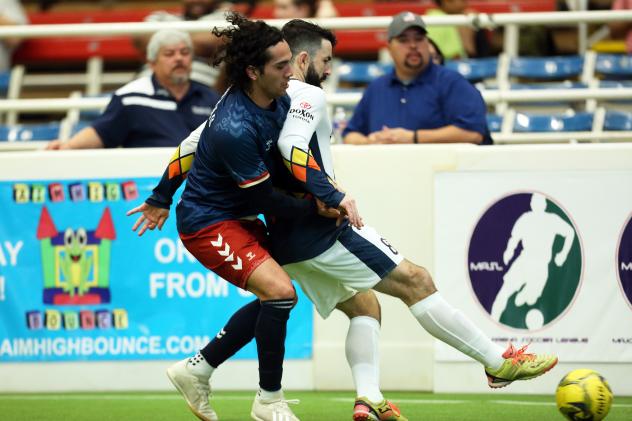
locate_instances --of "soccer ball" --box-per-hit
[556,369,613,420]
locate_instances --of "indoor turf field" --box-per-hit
[1,391,631,421]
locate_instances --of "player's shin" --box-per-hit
[409,292,505,369]
[200,299,261,371]
[345,316,384,403]
[256,298,295,393]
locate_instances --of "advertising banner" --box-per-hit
[435,170,632,362]
[0,178,313,362]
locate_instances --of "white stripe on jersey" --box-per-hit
[179,120,206,156]
[121,96,177,110]
[115,76,155,96]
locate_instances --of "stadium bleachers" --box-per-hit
[1,6,631,146]
[0,122,60,142]
[596,54,632,79]
[444,58,498,82]
[508,56,585,80]
[513,111,594,133]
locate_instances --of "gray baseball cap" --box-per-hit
[387,11,427,40]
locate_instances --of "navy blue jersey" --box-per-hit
[176,87,292,234]
[93,75,220,148]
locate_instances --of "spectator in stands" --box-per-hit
[428,37,445,65]
[342,12,491,145]
[273,0,338,19]
[134,0,255,89]
[46,30,219,150]
[425,0,490,59]
[609,0,632,54]
[0,0,28,72]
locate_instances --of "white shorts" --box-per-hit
[283,225,404,319]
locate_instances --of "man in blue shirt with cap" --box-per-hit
[343,11,492,145]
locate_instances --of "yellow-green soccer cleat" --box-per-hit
[352,397,408,421]
[485,343,558,389]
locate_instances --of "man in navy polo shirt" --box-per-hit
[343,11,492,145]
[46,29,220,150]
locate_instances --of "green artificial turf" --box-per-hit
[1,391,631,421]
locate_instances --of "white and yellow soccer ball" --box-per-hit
[556,369,613,421]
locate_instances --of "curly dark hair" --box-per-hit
[282,19,337,59]
[212,12,285,92]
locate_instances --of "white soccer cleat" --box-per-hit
[166,358,219,421]
[250,392,300,421]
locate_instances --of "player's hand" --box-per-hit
[338,195,363,228]
[315,198,341,221]
[126,202,170,236]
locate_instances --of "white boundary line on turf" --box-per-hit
[491,400,632,408]
[331,397,632,408]
[2,395,631,408]
[0,394,252,401]
[331,398,467,404]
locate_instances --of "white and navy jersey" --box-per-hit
[267,80,347,265]
[277,79,344,208]
[92,75,219,148]
[175,87,291,234]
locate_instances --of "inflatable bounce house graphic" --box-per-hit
[37,206,116,305]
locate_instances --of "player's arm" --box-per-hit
[242,178,316,218]
[128,122,204,235]
[277,88,344,208]
[220,124,335,220]
[145,122,203,209]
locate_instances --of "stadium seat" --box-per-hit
[0,71,9,94]
[337,61,392,84]
[595,54,632,79]
[0,123,60,142]
[604,110,632,130]
[445,58,498,81]
[513,112,593,132]
[509,56,584,80]
[486,114,503,132]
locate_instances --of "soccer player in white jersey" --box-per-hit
[129,19,558,421]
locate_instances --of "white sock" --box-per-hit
[409,292,505,369]
[345,316,384,403]
[258,388,283,401]
[187,352,215,378]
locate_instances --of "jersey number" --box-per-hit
[380,238,399,255]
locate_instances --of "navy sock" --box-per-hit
[256,298,294,391]
[200,299,261,368]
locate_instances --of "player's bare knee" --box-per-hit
[403,264,437,302]
[256,281,296,301]
[336,291,381,322]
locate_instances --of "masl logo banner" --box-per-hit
[0,178,313,362]
[468,192,583,330]
[435,171,632,362]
